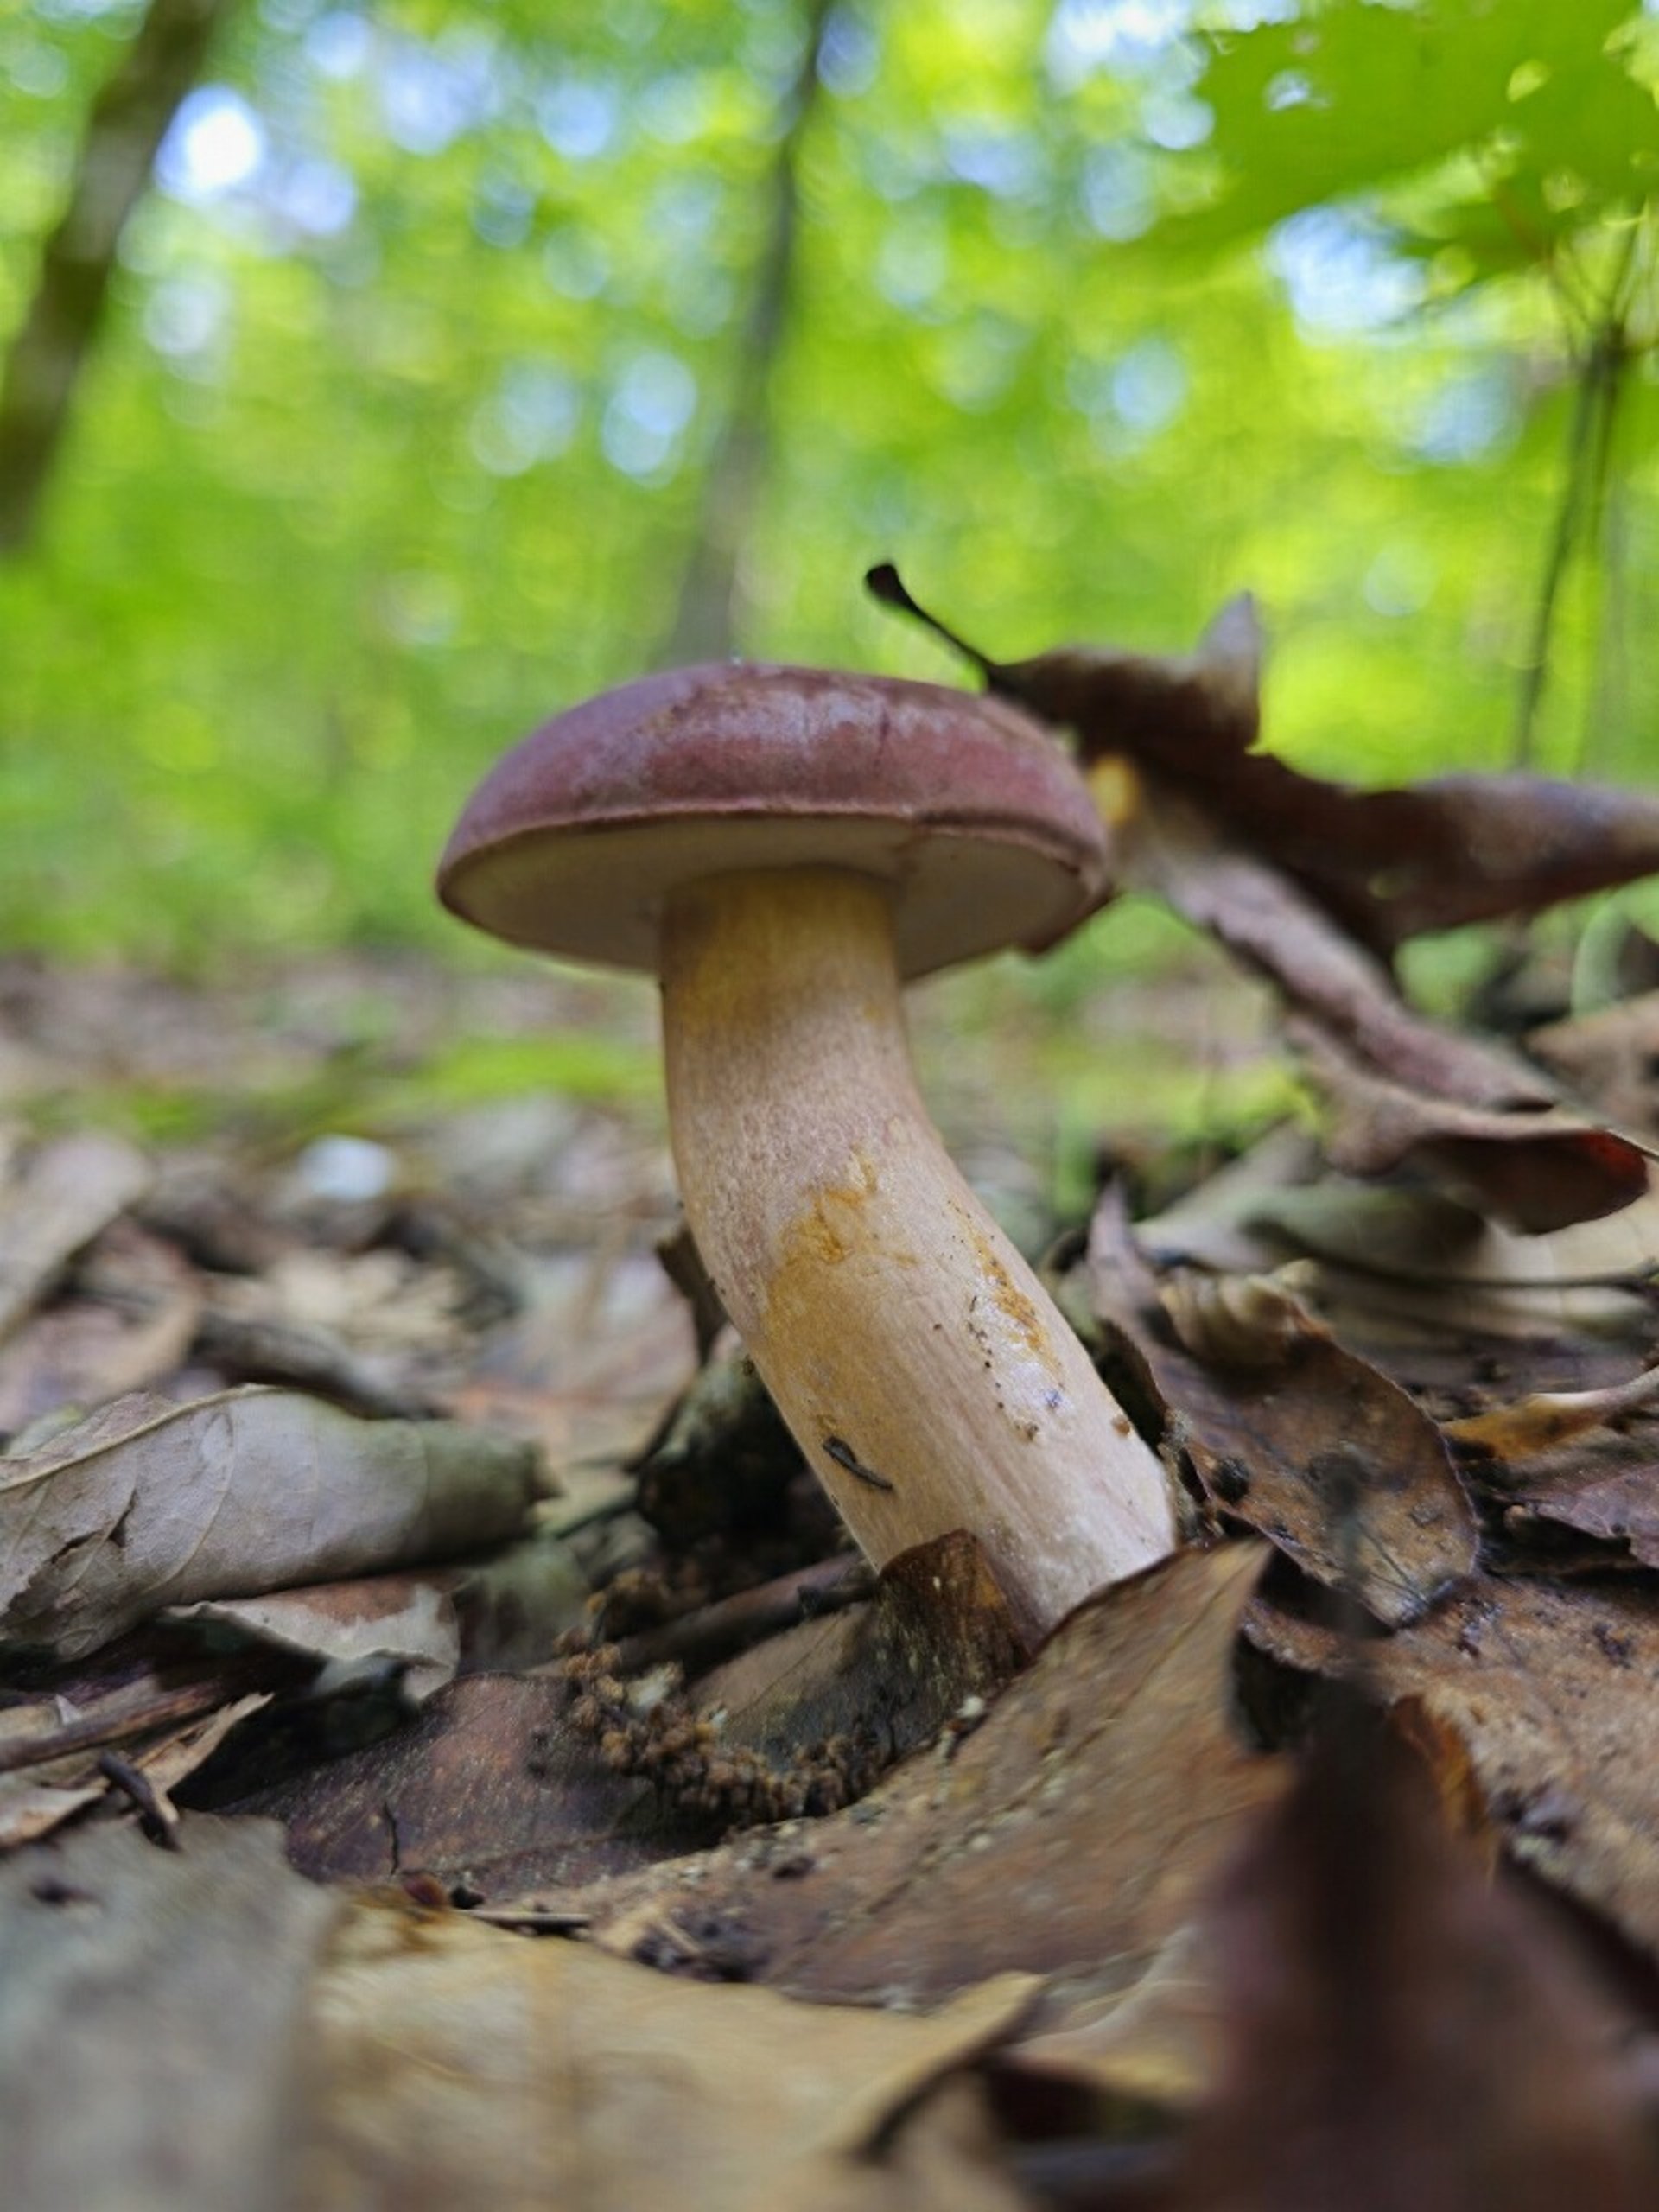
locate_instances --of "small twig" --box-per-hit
[467,1905,592,1935]
[0,1676,227,1777]
[607,1554,871,1675]
[95,1749,181,1847]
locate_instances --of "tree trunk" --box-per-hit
[661,0,835,665]
[0,0,234,555]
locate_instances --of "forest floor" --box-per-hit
[5,938,1659,2209]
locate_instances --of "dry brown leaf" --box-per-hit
[875,579,1658,1236]
[1109,785,1548,1107]
[1529,993,1659,1142]
[1088,1198,1475,1625]
[1,1815,1036,2211]
[237,1543,1008,1897]
[1291,1018,1651,1236]
[1445,1363,1659,1459]
[538,1545,1282,2008]
[170,1580,463,1704]
[1501,1461,1659,1573]
[0,1387,543,1661]
[0,1815,344,2212]
[880,573,1659,957]
[226,1670,682,1894]
[1125,1130,1659,1352]
[1108,788,1647,1233]
[1249,1572,1659,1964]
[0,1132,152,1345]
[993,1917,1225,2116]
[167,1532,589,1704]
[304,1902,1037,2212]
[1166,1698,1659,2210]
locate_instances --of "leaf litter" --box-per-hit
[10,593,1659,2202]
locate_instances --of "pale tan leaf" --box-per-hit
[0,1133,152,1344]
[0,1816,343,2212]
[0,1387,543,1660]
[302,1902,1037,2212]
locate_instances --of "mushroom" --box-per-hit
[437,662,1176,1643]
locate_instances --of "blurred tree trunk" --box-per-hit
[661,0,836,666]
[0,0,233,556]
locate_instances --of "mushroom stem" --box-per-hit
[660,866,1176,1644]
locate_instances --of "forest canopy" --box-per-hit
[1,0,1655,965]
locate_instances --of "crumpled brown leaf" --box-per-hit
[870,570,1659,1232]
[0,1387,543,1661]
[1166,1696,1659,2210]
[1249,1572,1659,1965]
[1088,1194,1476,1626]
[0,1132,152,1346]
[167,1529,591,1705]
[526,1545,1284,2009]
[871,565,1659,952]
[305,1902,1037,2212]
[1108,781,1649,1233]
[896,577,1659,957]
[0,1814,1038,2212]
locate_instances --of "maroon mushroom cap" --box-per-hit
[436,661,1111,977]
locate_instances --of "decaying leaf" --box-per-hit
[0,1815,343,2212]
[1088,1196,1476,1625]
[1166,1697,1659,2210]
[168,1529,590,1705]
[304,1902,1037,2212]
[872,571,1659,1234]
[169,1580,466,1706]
[534,1545,1283,2010]
[1109,787,1649,1234]
[0,1132,153,1346]
[1290,1018,1651,1236]
[686,1531,1024,1777]
[869,569,1659,958]
[220,1669,686,1894]
[1249,1572,1659,1964]
[0,1387,543,1661]
[1445,1362,1659,1460]
[0,1815,1037,2212]
[1503,1465,1659,1573]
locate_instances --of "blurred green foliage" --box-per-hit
[1,0,1656,968]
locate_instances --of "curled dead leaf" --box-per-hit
[1089,1194,1477,1626]
[0,1388,543,1661]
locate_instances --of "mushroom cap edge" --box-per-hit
[436,660,1112,978]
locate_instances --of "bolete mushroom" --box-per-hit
[437,663,1176,1643]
